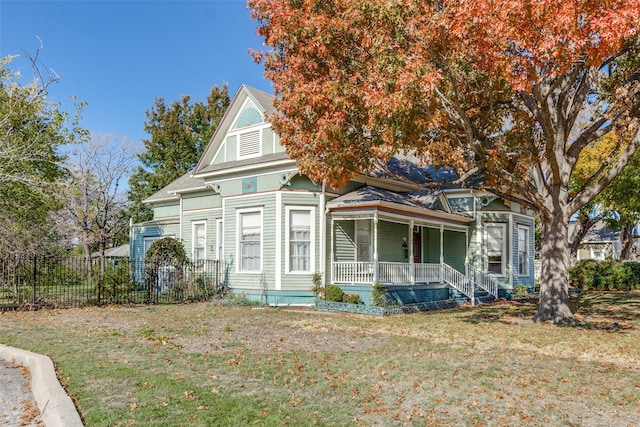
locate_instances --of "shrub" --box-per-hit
[310,272,324,298]
[324,285,344,302]
[569,260,640,291]
[372,283,387,306]
[145,238,187,265]
[514,285,529,298]
[343,293,363,304]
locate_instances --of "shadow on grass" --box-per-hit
[457,291,640,326]
[456,299,538,325]
[571,291,640,323]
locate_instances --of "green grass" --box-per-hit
[1,293,640,426]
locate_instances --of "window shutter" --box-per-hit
[239,130,260,157]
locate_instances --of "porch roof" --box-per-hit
[327,186,473,225]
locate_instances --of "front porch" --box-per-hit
[331,261,498,304]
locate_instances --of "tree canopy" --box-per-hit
[127,85,230,223]
[0,54,84,256]
[250,0,640,323]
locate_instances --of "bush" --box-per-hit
[372,283,387,306]
[145,238,187,265]
[514,285,529,298]
[324,285,344,302]
[343,293,363,304]
[569,260,640,291]
[310,272,324,298]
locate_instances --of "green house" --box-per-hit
[130,85,536,306]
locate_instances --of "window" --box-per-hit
[486,224,506,275]
[287,208,314,273]
[238,210,261,272]
[356,220,372,262]
[192,221,206,264]
[518,225,529,276]
[591,247,605,261]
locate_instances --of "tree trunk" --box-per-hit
[534,213,576,324]
[620,220,636,260]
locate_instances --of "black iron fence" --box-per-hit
[0,256,224,311]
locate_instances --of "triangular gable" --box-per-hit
[194,85,281,174]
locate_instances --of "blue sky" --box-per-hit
[0,0,272,146]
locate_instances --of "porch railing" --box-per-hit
[332,261,375,284]
[467,263,499,298]
[332,261,489,302]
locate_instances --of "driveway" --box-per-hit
[0,359,42,426]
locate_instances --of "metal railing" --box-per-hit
[0,256,224,311]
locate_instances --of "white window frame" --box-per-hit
[236,208,263,273]
[590,246,605,261]
[517,225,530,276]
[143,236,161,256]
[192,221,207,264]
[285,206,315,274]
[485,223,506,276]
[355,219,373,262]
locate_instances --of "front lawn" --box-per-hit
[1,293,639,426]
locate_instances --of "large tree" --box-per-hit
[127,86,230,223]
[61,134,135,263]
[249,0,640,324]
[0,54,83,256]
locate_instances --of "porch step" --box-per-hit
[473,288,496,305]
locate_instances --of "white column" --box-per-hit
[373,213,379,284]
[409,220,415,284]
[275,192,282,290]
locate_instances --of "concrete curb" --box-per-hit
[0,344,83,427]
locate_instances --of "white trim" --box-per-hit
[236,207,263,274]
[275,193,282,289]
[179,197,183,240]
[284,206,316,275]
[208,168,299,185]
[182,207,222,214]
[485,223,507,276]
[196,159,298,179]
[192,220,207,262]
[517,224,531,277]
[216,218,224,261]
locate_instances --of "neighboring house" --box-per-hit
[130,85,536,305]
[570,220,624,262]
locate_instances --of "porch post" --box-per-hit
[330,217,335,284]
[409,220,415,285]
[373,213,379,284]
[439,224,444,283]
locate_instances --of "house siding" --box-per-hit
[424,227,441,264]
[334,221,356,262]
[378,220,407,263]
[443,230,467,273]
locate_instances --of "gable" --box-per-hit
[194,85,287,176]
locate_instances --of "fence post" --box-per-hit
[32,256,37,306]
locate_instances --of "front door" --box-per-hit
[413,228,422,263]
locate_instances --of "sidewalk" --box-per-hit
[0,345,83,427]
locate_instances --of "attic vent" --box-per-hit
[239,130,261,158]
